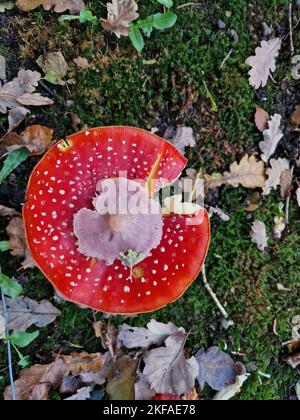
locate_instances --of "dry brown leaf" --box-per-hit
[0,70,53,114]
[0,296,61,332]
[251,220,268,252]
[16,0,85,13]
[142,332,199,395]
[4,358,68,400]
[0,205,21,217]
[245,38,282,89]
[263,158,290,196]
[101,0,139,38]
[8,106,29,133]
[61,352,106,376]
[289,104,300,131]
[73,56,90,69]
[36,52,68,85]
[6,217,26,257]
[204,156,266,191]
[280,169,293,199]
[2,125,53,158]
[4,351,107,400]
[259,114,283,163]
[255,107,270,132]
[224,155,266,189]
[5,216,35,269]
[118,319,184,349]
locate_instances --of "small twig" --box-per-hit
[176,2,201,9]
[289,3,295,55]
[201,265,228,319]
[285,165,295,225]
[1,289,15,400]
[220,48,233,69]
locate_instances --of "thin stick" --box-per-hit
[176,2,201,9]
[220,48,233,69]
[289,3,295,55]
[201,265,228,319]
[1,289,15,400]
[285,165,295,225]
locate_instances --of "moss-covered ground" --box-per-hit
[0,0,299,400]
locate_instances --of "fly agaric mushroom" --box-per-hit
[23,127,210,314]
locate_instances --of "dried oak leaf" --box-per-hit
[101,0,139,38]
[245,38,282,89]
[263,158,290,196]
[195,347,246,391]
[118,319,184,349]
[255,107,270,132]
[16,0,85,14]
[0,70,53,114]
[0,296,61,332]
[1,125,53,158]
[142,332,199,395]
[36,52,68,86]
[171,127,196,156]
[223,155,266,189]
[259,114,283,163]
[251,220,268,252]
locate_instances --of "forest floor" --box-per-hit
[0,0,299,400]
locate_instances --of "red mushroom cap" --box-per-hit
[23,127,210,314]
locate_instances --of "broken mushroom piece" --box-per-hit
[23,127,210,314]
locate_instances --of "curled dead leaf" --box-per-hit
[1,125,53,158]
[255,107,270,132]
[36,52,68,86]
[263,158,290,196]
[5,216,35,269]
[101,0,139,38]
[259,114,283,163]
